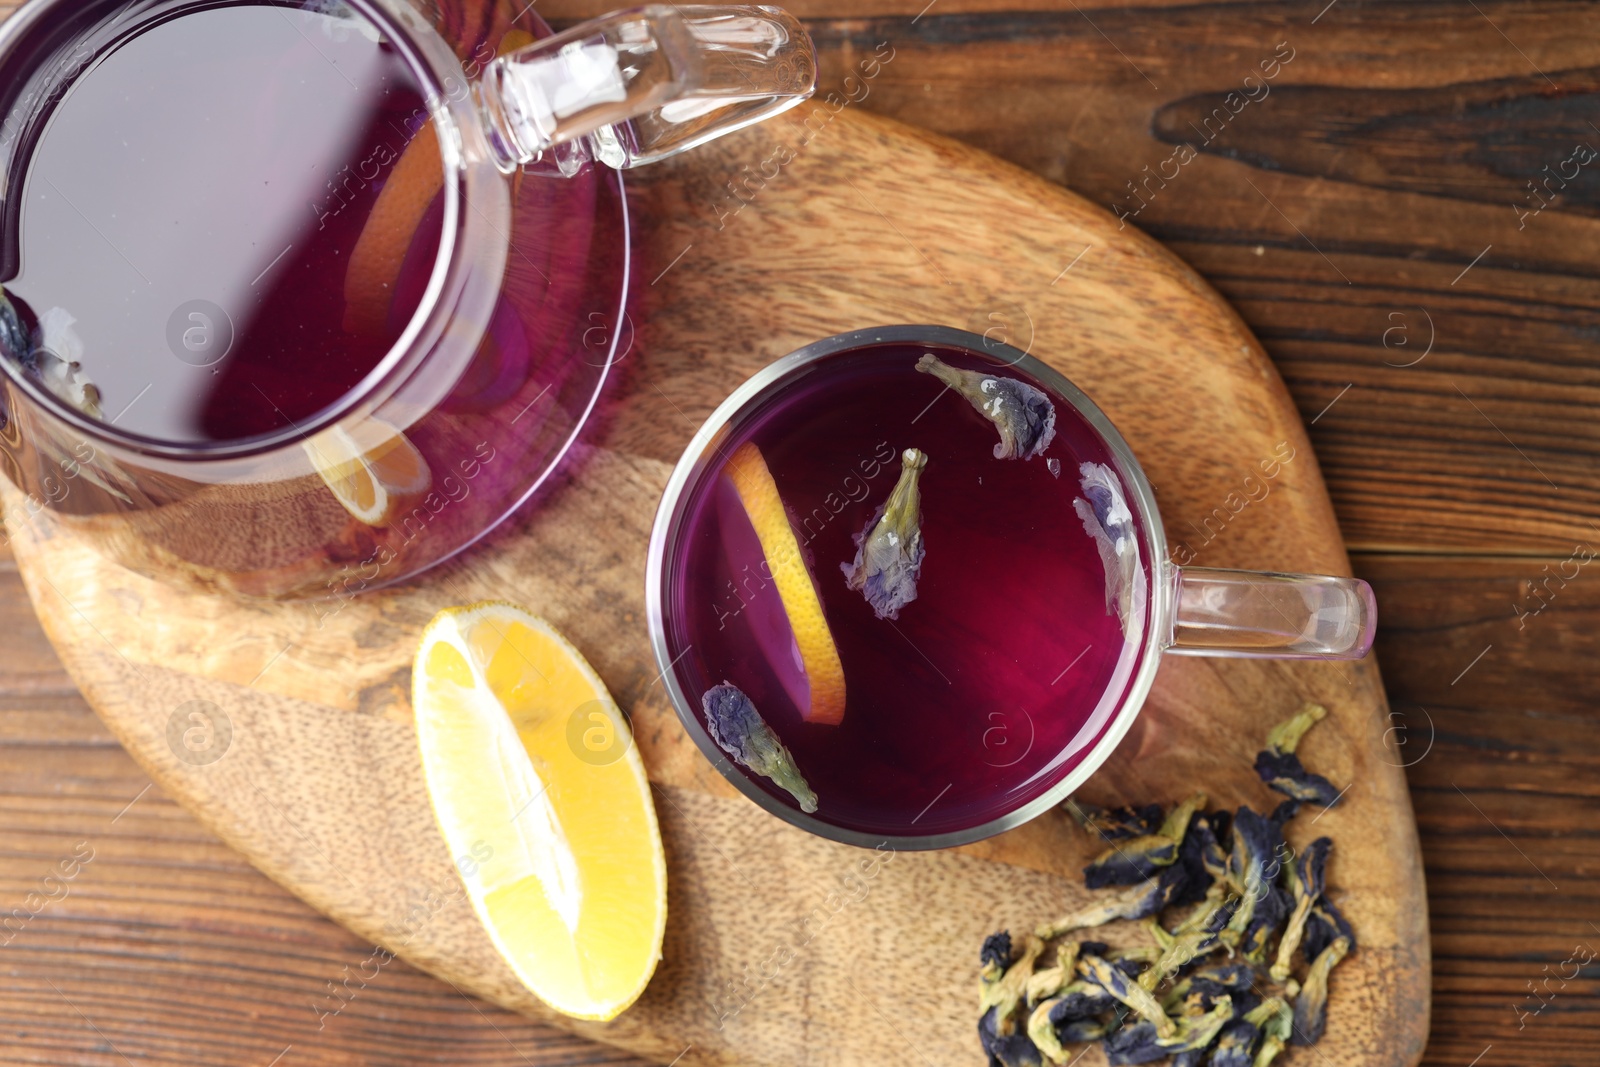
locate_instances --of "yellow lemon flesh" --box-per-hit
[412,601,666,1021]
[722,441,848,725]
[304,419,432,526]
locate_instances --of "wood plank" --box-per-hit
[1358,552,1600,1067]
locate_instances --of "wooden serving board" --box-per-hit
[6,109,1428,1067]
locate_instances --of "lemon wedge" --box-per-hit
[412,602,666,1020]
[722,441,847,725]
[304,418,431,526]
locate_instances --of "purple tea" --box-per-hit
[0,0,620,598]
[662,342,1154,838]
[1,0,442,444]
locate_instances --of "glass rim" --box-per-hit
[644,324,1175,851]
[0,0,472,461]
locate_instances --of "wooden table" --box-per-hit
[3,1,1595,1064]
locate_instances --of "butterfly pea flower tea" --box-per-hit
[657,334,1152,840]
[648,326,1378,849]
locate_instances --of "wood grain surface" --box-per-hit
[4,102,1427,1067]
[4,1,1597,1066]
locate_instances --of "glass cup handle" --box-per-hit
[1165,565,1377,661]
[475,4,816,172]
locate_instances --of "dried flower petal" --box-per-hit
[981,931,1015,977]
[1291,935,1350,1046]
[1270,837,1332,982]
[1241,998,1292,1067]
[1077,954,1175,1039]
[701,683,818,813]
[1210,1020,1261,1067]
[1221,807,1290,956]
[980,932,1044,1014]
[1082,794,1204,889]
[1303,894,1357,963]
[979,934,1046,1067]
[841,448,928,619]
[1099,998,1232,1066]
[1048,978,1119,1024]
[916,352,1057,460]
[1055,1017,1107,1044]
[1065,800,1165,842]
[1099,1022,1167,1066]
[980,1006,1045,1067]
[1036,864,1187,939]
[1027,998,1072,1065]
[1025,942,1082,1004]
[1256,705,1343,806]
[1074,462,1142,636]
[1265,703,1327,754]
[1083,836,1179,889]
[1255,750,1342,807]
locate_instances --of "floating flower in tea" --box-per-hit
[700,683,818,813]
[841,447,928,619]
[915,353,1057,460]
[1254,703,1343,807]
[0,290,102,418]
[1074,462,1141,637]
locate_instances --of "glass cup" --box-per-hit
[0,0,814,598]
[646,325,1376,849]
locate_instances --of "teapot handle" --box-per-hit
[476,4,816,172]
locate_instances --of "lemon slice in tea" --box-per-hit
[304,418,431,526]
[722,441,847,725]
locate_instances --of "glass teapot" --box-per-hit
[0,0,815,598]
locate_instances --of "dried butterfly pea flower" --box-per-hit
[1220,806,1293,961]
[1036,863,1188,938]
[1240,884,1291,965]
[1209,1019,1261,1067]
[1270,837,1332,982]
[1265,703,1327,754]
[978,933,1046,1067]
[982,931,1015,975]
[916,353,1057,460]
[1100,999,1232,1066]
[1244,998,1293,1067]
[701,683,818,813]
[1065,800,1165,843]
[1268,799,1301,829]
[1026,999,1070,1065]
[980,934,1043,1015]
[1291,935,1350,1046]
[1055,1018,1107,1044]
[1166,808,1228,911]
[1075,462,1142,634]
[1083,794,1205,889]
[1254,751,1341,807]
[1099,1022,1168,1066]
[1255,704,1343,808]
[1302,893,1356,963]
[1077,954,1175,1038]
[841,448,928,620]
[1048,978,1119,1023]
[1025,942,1083,1004]
[1140,889,1235,991]
[980,1006,1045,1067]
